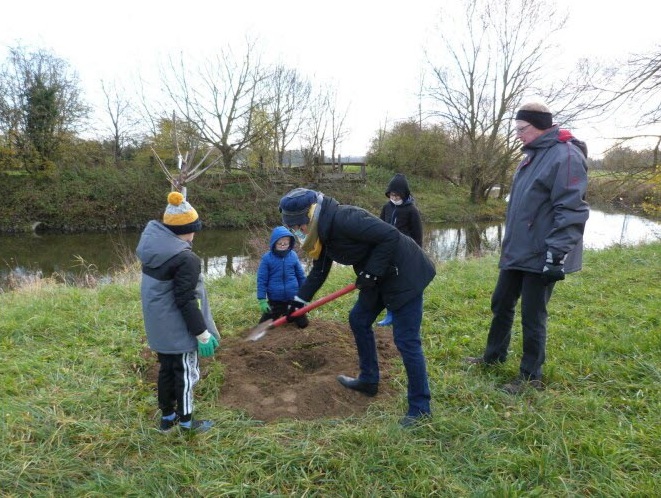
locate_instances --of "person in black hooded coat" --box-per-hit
[278,188,436,426]
[377,173,424,326]
[380,173,423,247]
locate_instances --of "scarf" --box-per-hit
[301,193,324,259]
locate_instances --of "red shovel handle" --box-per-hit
[270,283,357,328]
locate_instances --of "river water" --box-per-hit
[1,207,660,288]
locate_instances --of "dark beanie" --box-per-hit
[279,188,318,226]
[515,109,553,130]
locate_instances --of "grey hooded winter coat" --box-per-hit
[136,220,218,354]
[500,127,589,274]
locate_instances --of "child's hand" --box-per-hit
[258,299,271,314]
[197,330,219,358]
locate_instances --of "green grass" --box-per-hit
[1,243,659,496]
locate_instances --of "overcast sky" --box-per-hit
[2,0,659,157]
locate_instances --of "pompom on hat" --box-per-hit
[163,191,202,234]
[279,188,318,226]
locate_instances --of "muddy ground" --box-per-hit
[143,320,399,423]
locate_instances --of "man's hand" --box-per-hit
[286,296,307,322]
[541,251,565,286]
[356,271,379,289]
[258,299,271,314]
[197,330,219,358]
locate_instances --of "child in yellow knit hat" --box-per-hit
[136,191,219,433]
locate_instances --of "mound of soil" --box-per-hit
[142,320,399,423]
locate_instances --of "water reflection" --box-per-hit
[424,209,661,261]
[201,254,251,279]
[425,222,504,261]
[1,208,659,289]
[581,209,661,249]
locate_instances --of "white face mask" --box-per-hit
[391,198,403,206]
[292,228,307,245]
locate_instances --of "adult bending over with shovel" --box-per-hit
[278,188,436,427]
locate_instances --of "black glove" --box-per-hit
[356,270,379,289]
[541,251,565,286]
[285,296,307,322]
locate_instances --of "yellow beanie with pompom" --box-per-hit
[162,191,202,234]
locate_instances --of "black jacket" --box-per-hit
[381,172,423,246]
[297,196,436,311]
[380,198,423,247]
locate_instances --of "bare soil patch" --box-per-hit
[142,320,399,423]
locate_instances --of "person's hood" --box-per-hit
[385,173,411,199]
[136,220,191,269]
[269,225,296,252]
[557,128,588,158]
[524,126,588,158]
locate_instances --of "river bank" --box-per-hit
[3,165,504,233]
[4,165,658,234]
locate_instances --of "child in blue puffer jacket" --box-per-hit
[256,226,309,328]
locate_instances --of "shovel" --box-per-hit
[244,283,357,341]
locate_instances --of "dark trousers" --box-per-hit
[484,270,555,380]
[349,293,431,417]
[157,351,200,422]
[260,300,309,328]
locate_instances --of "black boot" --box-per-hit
[336,375,378,397]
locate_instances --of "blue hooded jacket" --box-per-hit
[256,226,306,302]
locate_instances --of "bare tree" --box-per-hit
[591,47,661,162]
[328,87,349,168]
[267,65,311,167]
[426,0,569,203]
[151,114,222,199]
[158,40,269,171]
[299,87,330,173]
[100,79,141,165]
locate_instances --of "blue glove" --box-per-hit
[541,251,565,286]
[197,330,219,358]
[356,270,379,289]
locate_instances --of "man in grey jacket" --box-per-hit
[466,102,590,394]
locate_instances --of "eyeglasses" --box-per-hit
[515,124,532,134]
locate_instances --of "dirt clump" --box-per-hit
[142,320,399,423]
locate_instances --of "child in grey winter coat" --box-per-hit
[136,192,219,433]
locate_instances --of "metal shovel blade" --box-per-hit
[243,283,357,342]
[245,319,275,342]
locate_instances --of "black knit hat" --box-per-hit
[515,109,553,130]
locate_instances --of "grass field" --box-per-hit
[1,243,659,496]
